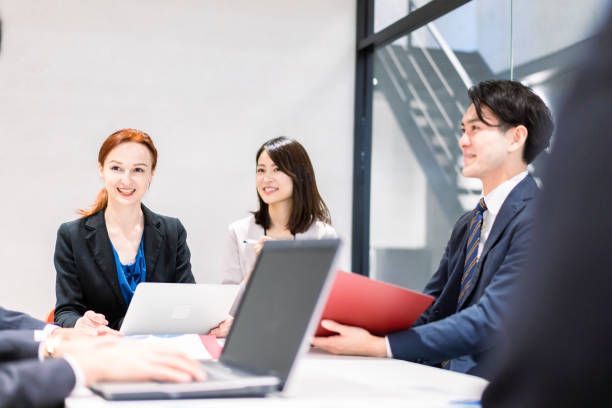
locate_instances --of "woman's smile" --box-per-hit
[116,186,136,197]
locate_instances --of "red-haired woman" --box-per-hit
[53,129,195,330]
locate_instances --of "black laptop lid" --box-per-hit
[220,239,339,389]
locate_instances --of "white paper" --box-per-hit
[127,334,213,360]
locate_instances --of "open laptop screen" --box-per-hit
[221,239,339,388]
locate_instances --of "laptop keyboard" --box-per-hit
[200,361,252,381]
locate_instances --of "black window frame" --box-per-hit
[351,0,472,276]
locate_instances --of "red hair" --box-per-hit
[78,129,158,217]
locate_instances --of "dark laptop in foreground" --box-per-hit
[91,239,340,400]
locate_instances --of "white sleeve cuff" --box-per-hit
[63,354,87,392]
[385,336,393,358]
[33,324,58,342]
[37,341,46,361]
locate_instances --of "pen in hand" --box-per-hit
[242,239,257,244]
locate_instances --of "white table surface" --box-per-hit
[66,348,487,407]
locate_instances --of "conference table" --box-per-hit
[66,347,488,407]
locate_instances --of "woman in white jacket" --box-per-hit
[211,136,336,336]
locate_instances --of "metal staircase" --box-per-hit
[374,21,496,219]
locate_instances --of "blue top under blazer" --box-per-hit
[54,204,195,330]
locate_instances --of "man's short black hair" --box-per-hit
[468,80,554,164]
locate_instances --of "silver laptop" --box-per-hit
[92,239,340,400]
[119,283,240,335]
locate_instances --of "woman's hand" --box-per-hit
[52,326,121,340]
[209,316,234,338]
[245,236,274,285]
[75,310,109,330]
[253,236,274,258]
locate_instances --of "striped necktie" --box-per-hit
[441,198,488,370]
[457,198,487,311]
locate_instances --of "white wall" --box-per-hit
[370,92,426,249]
[0,0,356,319]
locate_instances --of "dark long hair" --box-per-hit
[253,136,331,234]
[78,129,158,217]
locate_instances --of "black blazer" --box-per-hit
[0,330,74,407]
[0,306,46,331]
[54,205,195,329]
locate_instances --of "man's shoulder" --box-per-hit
[508,174,540,203]
[498,175,540,226]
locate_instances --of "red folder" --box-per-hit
[316,270,435,336]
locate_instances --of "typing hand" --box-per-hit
[57,337,207,385]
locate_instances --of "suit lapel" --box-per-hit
[480,175,538,265]
[84,211,127,309]
[461,175,538,307]
[142,205,163,281]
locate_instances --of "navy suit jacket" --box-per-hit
[54,205,195,329]
[0,306,46,331]
[0,327,74,407]
[388,175,539,375]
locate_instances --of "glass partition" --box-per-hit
[367,0,610,288]
[374,0,434,32]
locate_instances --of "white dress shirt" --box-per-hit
[478,171,528,257]
[33,324,58,342]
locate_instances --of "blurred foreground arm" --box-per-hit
[55,336,207,385]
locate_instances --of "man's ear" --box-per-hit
[507,125,528,153]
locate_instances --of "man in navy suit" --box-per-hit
[313,80,554,376]
[0,305,206,407]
